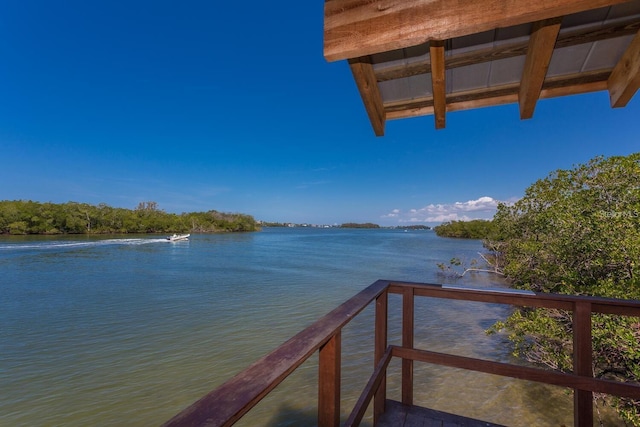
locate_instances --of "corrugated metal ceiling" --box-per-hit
[374,3,639,106]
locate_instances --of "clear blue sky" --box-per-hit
[1,1,638,226]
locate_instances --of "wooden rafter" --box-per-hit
[324,0,630,61]
[375,18,640,83]
[429,41,446,129]
[519,18,562,119]
[349,57,386,136]
[384,71,611,120]
[608,29,640,107]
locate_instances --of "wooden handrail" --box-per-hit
[388,280,640,316]
[163,280,640,427]
[391,346,640,399]
[162,280,388,427]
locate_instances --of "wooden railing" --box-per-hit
[163,280,640,427]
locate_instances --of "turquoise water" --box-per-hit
[0,228,610,426]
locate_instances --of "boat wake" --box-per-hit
[0,238,169,252]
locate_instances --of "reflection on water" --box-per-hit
[0,229,621,426]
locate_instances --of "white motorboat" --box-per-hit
[166,233,190,242]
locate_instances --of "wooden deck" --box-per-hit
[377,400,506,427]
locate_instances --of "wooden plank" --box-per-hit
[573,301,593,427]
[319,332,341,427]
[377,400,507,427]
[608,29,640,107]
[391,346,640,399]
[592,300,640,317]
[384,71,610,112]
[386,281,640,318]
[401,287,414,406]
[162,280,389,427]
[429,40,446,129]
[385,94,517,120]
[540,80,607,98]
[324,0,629,61]
[349,57,386,136]
[519,18,562,119]
[376,18,640,83]
[408,282,575,311]
[374,291,389,424]
[344,346,393,427]
[375,400,409,427]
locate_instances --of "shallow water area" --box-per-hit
[0,228,620,426]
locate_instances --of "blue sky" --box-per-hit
[1,1,638,226]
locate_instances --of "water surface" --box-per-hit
[0,228,617,425]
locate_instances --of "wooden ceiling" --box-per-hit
[324,0,640,135]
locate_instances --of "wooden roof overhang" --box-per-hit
[324,0,640,135]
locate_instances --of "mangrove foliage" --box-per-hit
[434,219,495,239]
[0,200,259,234]
[489,154,640,424]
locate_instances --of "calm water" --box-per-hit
[0,228,617,426]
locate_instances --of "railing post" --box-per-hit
[319,331,341,427]
[374,290,388,423]
[573,301,593,427]
[402,286,414,406]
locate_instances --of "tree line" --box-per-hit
[0,200,259,235]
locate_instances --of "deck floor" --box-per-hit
[376,400,507,427]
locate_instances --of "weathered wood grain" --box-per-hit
[608,29,640,107]
[324,0,630,61]
[519,18,562,119]
[429,40,446,129]
[375,19,640,83]
[349,57,386,136]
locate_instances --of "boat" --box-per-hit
[166,233,190,242]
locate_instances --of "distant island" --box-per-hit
[340,222,380,228]
[395,225,430,230]
[0,200,259,235]
[261,221,430,230]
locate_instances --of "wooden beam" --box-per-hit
[319,332,341,427]
[541,79,608,98]
[375,18,640,83]
[384,71,610,120]
[573,302,593,427]
[392,346,640,399]
[429,40,446,129]
[324,0,629,61]
[608,29,640,107]
[373,291,388,425]
[519,18,562,119]
[401,287,414,406]
[349,57,386,136]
